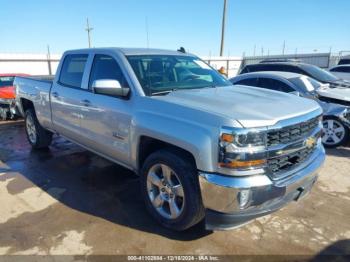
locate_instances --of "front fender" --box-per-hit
[130,110,219,172]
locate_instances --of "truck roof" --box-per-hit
[65,47,195,57]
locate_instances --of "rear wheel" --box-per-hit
[322,116,349,148]
[140,149,205,231]
[25,109,53,149]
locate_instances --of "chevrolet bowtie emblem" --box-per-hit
[305,137,316,149]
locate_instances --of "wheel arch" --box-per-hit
[137,136,197,173]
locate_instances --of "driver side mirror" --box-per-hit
[289,91,300,96]
[92,79,130,97]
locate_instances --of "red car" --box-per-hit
[0,73,29,120]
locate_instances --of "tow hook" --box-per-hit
[294,187,305,201]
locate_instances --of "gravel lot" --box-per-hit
[0,120,349,257]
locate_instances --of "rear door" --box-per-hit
[51,53,90,140]
[78,53,133,166]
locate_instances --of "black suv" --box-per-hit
[240,62,350,89]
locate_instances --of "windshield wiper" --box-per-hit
[151,89,178,96]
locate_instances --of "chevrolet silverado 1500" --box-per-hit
[14,48,325,230]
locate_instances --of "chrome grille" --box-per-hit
[268,144,317,180]
[267,117,319,147]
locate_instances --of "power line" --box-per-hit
[85,18,93,48]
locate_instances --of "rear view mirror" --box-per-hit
[92,79,130,97]
[290,91,300,96]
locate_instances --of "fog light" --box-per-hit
[238,189,251,209]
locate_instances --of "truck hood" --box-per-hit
[154,85,321,128]
[317,86,350,102]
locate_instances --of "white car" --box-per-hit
[317,85,350,107]
[329,65,350,81]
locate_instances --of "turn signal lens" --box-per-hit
[219,159,266,168]
[221,133,234,143]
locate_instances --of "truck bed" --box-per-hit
[14,75,55,129]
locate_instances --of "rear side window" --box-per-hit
[89,55,128,88]
[257,78,295,93]
[234,78,258,86]
[338,59,350,65]
[59,54,88,88]
[0,76,15,88]
[330,66,350,73]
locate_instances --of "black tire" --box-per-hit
[25,109,53,149]
[140,148,205,231]
[322,116,349,148]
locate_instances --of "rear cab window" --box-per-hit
[59,54,88,88]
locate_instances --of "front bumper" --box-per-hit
[199,144,325,230]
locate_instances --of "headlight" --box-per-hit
[219,127,267,171]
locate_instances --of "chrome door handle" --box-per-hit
[52,92,59,98]
[80,99,91,107]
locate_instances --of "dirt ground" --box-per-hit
[0,120,349,257]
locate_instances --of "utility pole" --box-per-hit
[282,40,286,55]
[47,45,52,75]
[219,0,228,56]
[253,44,256,56]
[85,18,93,48]
[145,17,150,48]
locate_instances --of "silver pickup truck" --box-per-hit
[14,48,325,231]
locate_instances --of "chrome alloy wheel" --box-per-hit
[322,119,345,146]
[146,164,185,220]
[26,114,37,144]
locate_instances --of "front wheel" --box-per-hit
[322,116,349,148]
[25,109,53,149]
[140,149,205,231]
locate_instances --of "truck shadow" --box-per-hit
[311,239,350,261]
[325,146,350,158]
[2,133,211,241]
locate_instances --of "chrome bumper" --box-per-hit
[199,144,325,230]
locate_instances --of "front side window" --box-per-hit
[127,55,231,95]
[89,55,128,89]
[0,76,15,88]
[290,76,321,92]
[59,54,88,88]
[257,78,294,93]
[330,66,350,73]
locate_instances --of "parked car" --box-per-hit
[338,56,350,65]
[230,71,350,147]
[329,65,350,81]
[0,74,29,120]
[14,48,325,231]
[240,62,350,89]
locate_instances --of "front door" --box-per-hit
[78,54,133,166]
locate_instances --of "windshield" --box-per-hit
[300,64,339,82]
[290,76,321,92]
[126,55,231,95]
[0,76,15,88]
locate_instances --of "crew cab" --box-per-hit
[15,48,325,231]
